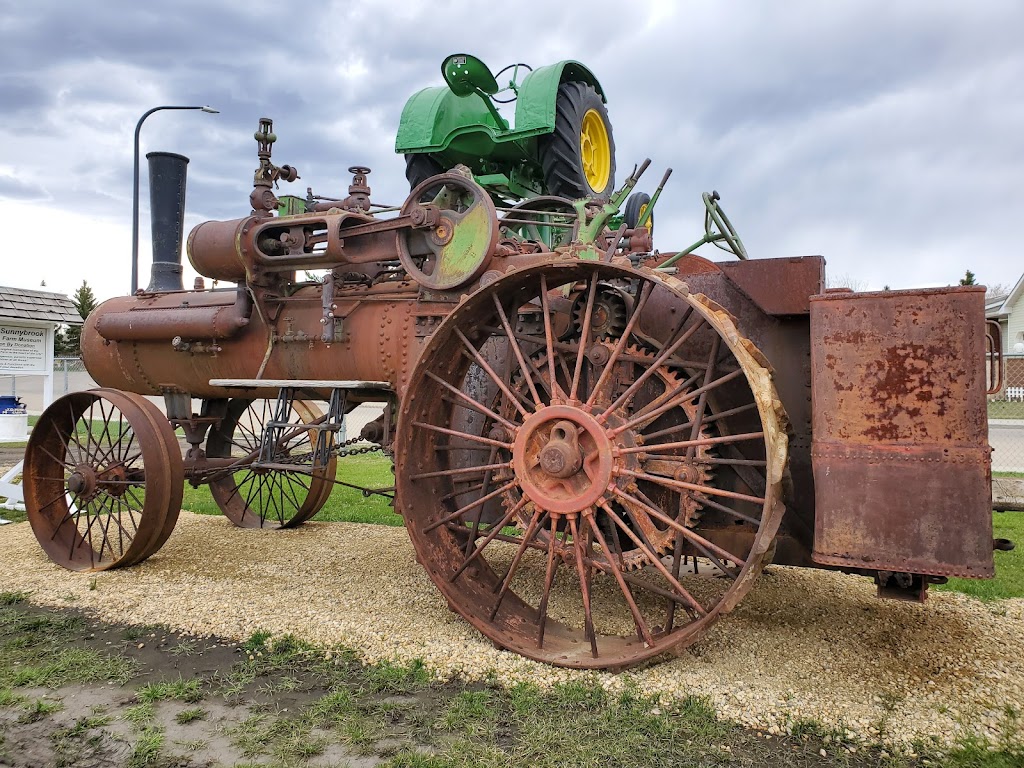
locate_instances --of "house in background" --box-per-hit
[986,278,1022,400]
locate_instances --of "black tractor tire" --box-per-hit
[624,191,652,230]
[539,81,616,200]
[405,153,444,191]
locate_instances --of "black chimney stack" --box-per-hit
[146,151,189,292]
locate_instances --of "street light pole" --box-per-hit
[131,104,218,295]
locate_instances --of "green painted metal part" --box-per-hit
[395,58,605,160]
[435,202,494,286]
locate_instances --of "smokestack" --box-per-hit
[146,151,189,292]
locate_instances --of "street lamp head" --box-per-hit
[200,106,219,114]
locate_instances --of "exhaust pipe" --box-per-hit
[146,151,189,292]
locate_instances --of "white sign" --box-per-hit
[0,324,47,374]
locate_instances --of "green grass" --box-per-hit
[174,707,206,725]
[0,610,136,689]
[137,676,204,704]
[988,400,1024,419]
[182,453,400,525]
[938,512,1024,600]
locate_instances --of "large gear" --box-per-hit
[493,340,715,571]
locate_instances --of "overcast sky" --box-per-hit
[1,0,1021,302]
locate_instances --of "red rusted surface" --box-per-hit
[717,256,825,316]
[809,286,993,578]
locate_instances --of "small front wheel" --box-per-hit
[24,389,183,571]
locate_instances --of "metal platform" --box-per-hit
[210,379,392,391]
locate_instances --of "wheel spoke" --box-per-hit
[642,402,757,442]
[448,496,528,583]
[599,501,706,617]
[588,509,654,646]
[611,368,744,437]
[412,421,512,450]
[422,481,518,534]
[490,507,548,620]
[536,514,562,649]
[624,468,766,507]
[569,515,598,657]
[619,431,765,456]
[570,274,600,402]
[585,281,653,409]
[598,316,707,421]
[492,293,543,408]
[426,370,518,430]
[538,275,569,401]
[454,328,530,419]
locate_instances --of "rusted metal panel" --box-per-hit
[718,256,825,316]
[810,286,993,578]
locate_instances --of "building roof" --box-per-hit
[0,286,84,325]
[986,274,1021,320]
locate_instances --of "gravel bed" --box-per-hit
[1,512,1021,749]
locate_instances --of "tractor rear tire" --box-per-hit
[539,82,616,200]
[405,153,444,192]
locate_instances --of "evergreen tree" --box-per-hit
[959,270,977,286]
[64,280,98,356]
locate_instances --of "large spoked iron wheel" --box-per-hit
[24,389,183,571]
[206,398,335,529]
[396,260,787,669]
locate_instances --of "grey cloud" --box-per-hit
[1,0,1022,301]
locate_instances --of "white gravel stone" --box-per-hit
[0,512,1022,750]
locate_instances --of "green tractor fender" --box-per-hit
[395,59,606,154]
[513,61,605,136]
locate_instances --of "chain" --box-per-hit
[275,433,383,466]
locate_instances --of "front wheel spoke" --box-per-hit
[570,274,600,401]
[616,487,749,568]
[568,515,598,658]
[623,468,765,507]
[490,508,549,620]
[411,462,510,482]
[625,431,765,456]
[422,481,517,534]
[536,515,562,649]
[600,501,706,618]
[454,328,530,420]
[613,368,744,437]
[589,509,654,646]
[492,293,543,407]
[642,401,757,442]
[429,371,519,431]
[448,497,528,583]
[686,490,762,527]
[599,316,706,420]
[413,422,512,450]
[585,280,654,408]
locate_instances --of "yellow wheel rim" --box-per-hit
[580,108,611,193]
[638,202,653,232]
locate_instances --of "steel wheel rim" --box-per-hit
[206,398,335,529]
[397,260,788,669]
[24,389,182,572]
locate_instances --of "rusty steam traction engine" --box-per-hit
[24,118,1002,670]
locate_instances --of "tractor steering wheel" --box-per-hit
[703,190,748,260]
[491,63,533,103]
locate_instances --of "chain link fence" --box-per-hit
[987,354,1024,507]
[1,358,96,414]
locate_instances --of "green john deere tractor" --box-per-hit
[396,53,618,203]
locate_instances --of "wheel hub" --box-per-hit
[513,406,614,516]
